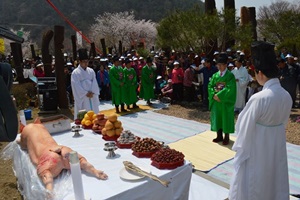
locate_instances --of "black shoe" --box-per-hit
[213,129,223,143]
[222,134,230,145]
[132,103,139,109]
[115,106,120,113]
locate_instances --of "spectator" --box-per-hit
[171,61,184,103]
[231,57,250,113]
[96,65,110,101]
[278,58,297,108]
[161,79,173,103]
[195,58,218,110]
[33,62,45,78]
[183,64,196,102]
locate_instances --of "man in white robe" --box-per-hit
[71,49,99,120]
[229,41,292,200]
[231,58,249,113]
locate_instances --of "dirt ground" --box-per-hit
[0,103,300,199]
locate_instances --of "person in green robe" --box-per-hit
[123,58,139,109]
[109,56,126,113]
[208,53,236,145]
[140,57,156,105]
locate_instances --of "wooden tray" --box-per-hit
[82,124,93,129]
[132,151,157,158]
[102,135,119,141]
[116,142,134,149]
[151,160,184,169]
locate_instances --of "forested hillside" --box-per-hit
[0,0,203,43]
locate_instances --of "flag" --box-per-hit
[0,38,5,54]
[76,31,82,47]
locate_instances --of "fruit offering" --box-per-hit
[80,110,96,129]
[132,138,162,153]
[92,113,107,133]
[116,130,139,148]
[75,110,87,125]
[151,148,185,169]
[101,114,123,139]
[117,130,137,144]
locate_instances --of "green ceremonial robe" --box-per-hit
[109,65,125,105]
[208,70,236,134]
[140,64,156,101]
[123,67,138,105]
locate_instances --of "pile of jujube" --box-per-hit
[131,138,162,152]
[151,148,184,163]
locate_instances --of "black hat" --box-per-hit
[146,56,153,63]
[78,48,88,61]
[251,41,277,71]
[216,52,228,64]
[112,55,119,62]
[124,57,131,64]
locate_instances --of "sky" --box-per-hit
[213,0,299,13]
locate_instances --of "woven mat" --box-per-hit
[100,104,152,117]
[169,130,236,172]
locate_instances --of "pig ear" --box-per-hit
[34,118,42,124]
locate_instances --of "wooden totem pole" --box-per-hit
[54,25,68,109]
[224,0,236,50]
[71,35,77,61]
[10,42,24,83]
[205,0,218,59]
[42,30,54,77]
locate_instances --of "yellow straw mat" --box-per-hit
[100,104,151,117]
[169,130,236,172]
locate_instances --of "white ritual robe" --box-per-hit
[229,78,292,200]
[231,66,249,111]
[71,65,100,119]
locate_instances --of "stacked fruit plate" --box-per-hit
[131,138,162,158]
[101,114,123,141]
[151,148,185,169]
[92,113,107,134]
[80,111,96,129]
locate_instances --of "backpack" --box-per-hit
[0,62,18,141]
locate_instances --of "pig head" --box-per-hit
[17,119,108,191]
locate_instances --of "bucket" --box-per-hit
[24,109,32,120]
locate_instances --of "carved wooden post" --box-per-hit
[30,44,36,59]
[248,7,257,41]
[10,42,24,83]
[90,42,96,58]
[42,30,54,77]
[100,38,107,57]
[205,0,218,59]
[224,0,236,50]
[71,35,77,61]
[118,41,122,56]
[54,25,68,109]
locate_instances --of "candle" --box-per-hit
[69,151,85,200]
[19,110,26,126]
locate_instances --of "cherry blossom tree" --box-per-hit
[90,11,157,53]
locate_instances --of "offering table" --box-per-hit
[10,126,192,200]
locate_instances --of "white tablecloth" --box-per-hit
[11,128,192,200]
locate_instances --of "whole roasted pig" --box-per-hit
[17,118,108,191]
